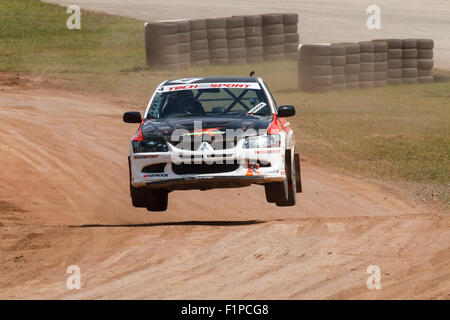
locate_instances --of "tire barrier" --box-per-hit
[189,19,210,68]
[206,17,228,65]
[283,13,299,60]
[416,39,434,83]
[262,14,285,61]
[298,44,332,92]
[298,38,434,92]
[145,14,300,69]
[402,39,418,84]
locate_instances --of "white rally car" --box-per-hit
[123,76,301,211]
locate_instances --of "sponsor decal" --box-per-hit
[182,127,226,137]
[247,102,267,114]
[161,82,260,92]
[143,173,169,178]
[134,155,158,159]
[254,149,281,155]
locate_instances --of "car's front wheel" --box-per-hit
[275,150,296,206]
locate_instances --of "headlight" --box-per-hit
[243,135,281,149]
[133,140,168,153]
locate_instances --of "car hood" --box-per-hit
[141,115,273,141]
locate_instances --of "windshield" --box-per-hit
[146,87,270,119]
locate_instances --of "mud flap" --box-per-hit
[295,153,302,193]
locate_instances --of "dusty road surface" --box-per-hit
[0,77,449,299]
[45,0,450,69]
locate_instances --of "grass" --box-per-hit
[1,0,449,205]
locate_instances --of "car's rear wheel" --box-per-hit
[275,150,296,206]
[294,152,302,193]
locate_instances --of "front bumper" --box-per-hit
[130,142,287,191]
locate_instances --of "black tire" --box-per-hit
[207,28,226,39]
[433,74,450,83]
[402,77,418,84]
[245,36,263,47]
[402,68,418,78]
[282,13,298,25]
[299,55,331,66]
[374,61,387,71]
[344,64,360,74]
[208,38,227,49]
[388,79,402,86]
[345,74,359,82]
[360,52,374,63]
[263,34,285,45]
[262,24,284,35]
[402,49,417,59]
[263,53,285,61]
[247,46,263,56]
[300,44,331,56]
[206,17,226,29]
[284,42,298,53]
[190,49,209,61]
[417,76,434,83]
[330,44,346,56]
[416,39,434,50]
[245,26,262,36]
[417,49,433,59]
[225,16,244,28]
[283,24,298,34]
[388,49,402,59]
[345,54,360,64]
[190,39,208,51]
[189,19,206,30]
[332,74,346,84]
[148,34,179,46]
[209,48,228,59]
[145,22,178,35]
[371,40,388,52]
[387,59,402,69]
[402,59,417,68]
[210,58,229,65]
[338,43,360,54]
[226,27,245,39]
[402,39,417,49]
[190,29,207,41]
[276,150,296,206]
[263,44,284,55]
[146,189,168,212]
[294,153,302,193]
[346,81,360,89]
[382,39,402,49]
[244,15,262,26]
[332,66,345,75]
[261,13,283,25]
[387,69,402,79]
[228,47,246,58]
[331,55,346,66]
[360,62,375,72]
[177,32,190,44]
[227,38,245,48]
[417,59,433,69]
[175,21,190,33]
[285,33,299,43]
[374,71,387,80]
[359,72,375,81]
[359,41,374,53]
[418,68,432,76]
[374,52,388,62]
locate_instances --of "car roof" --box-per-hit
[164,76,259,85]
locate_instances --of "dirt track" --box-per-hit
[0,82,449,299]
[44,0,450,69]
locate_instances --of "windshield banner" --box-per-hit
[160,82,261,92]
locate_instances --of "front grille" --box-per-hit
[172,161,240,175]
[142,163,166,173]
[170,139,238,151]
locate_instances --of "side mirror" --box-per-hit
[123,111,142,123]
[278,105,295,117]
